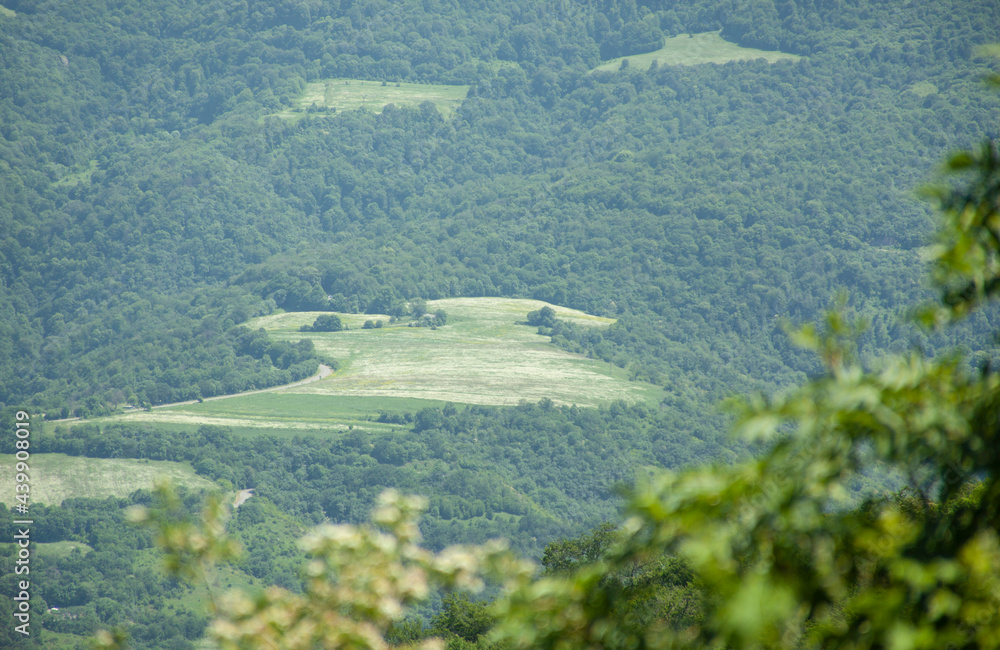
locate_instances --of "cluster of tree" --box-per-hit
[299,314,343,332]
[525,305,557,329]
[407,309,448,328]
[366,483,999,649]
[0,484,323,648]
[385,593,498,648]
[718,0,999,57]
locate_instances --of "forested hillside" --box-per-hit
[1,1,999,645]
[1,0,998,416]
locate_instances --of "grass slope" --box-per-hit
[0,454,215,506]
[35,540,93,560]
[280,78,469,119]
[103,298,663,436]
[592,31,801,72]
[254,297,660,406]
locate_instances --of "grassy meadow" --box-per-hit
[592,30,801,72]
[94,298,663,436]
[0,454,215,506]
[252,297,660,406]
[35,540,93,561]
[279,78,469,119]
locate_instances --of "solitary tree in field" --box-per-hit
[526,306,556,328]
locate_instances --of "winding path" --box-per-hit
[47,364,333,424]
[148,363,334,410]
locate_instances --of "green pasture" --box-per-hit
[29,631,82,649]
[35,540,93,561]
[89,298,663,436]
[0,454,215,506]
[52,159,97,187]
[592,31,801,72]
[279,78,469,119]
[110,393,438,438]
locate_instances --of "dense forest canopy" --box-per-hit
[1,0,999,416]
[1,0,1000,645]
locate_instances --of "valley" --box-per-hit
[1,0,998,645]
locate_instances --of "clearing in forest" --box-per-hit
[111,298,663,435]
[250,297,660,406]
[592,31,801,72]
[278,78,469,119]
[0,454,215,506]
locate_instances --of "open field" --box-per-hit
[252,297,661,407]
[53,160,97,187]
[278,78,469,119]
[107,393,437,438]
[0,454,215,506]
[93,298,662,436]
[35,540,93,560]
[593,31,801,72]
[27,631,82,649]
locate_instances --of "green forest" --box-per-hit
[1,0,999,646]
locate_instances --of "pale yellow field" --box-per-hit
[593,31,801,72]
[0,454,216,506]
[250,297,657,407]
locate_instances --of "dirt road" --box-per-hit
[148,363,334,410]
[47,363,333,424]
